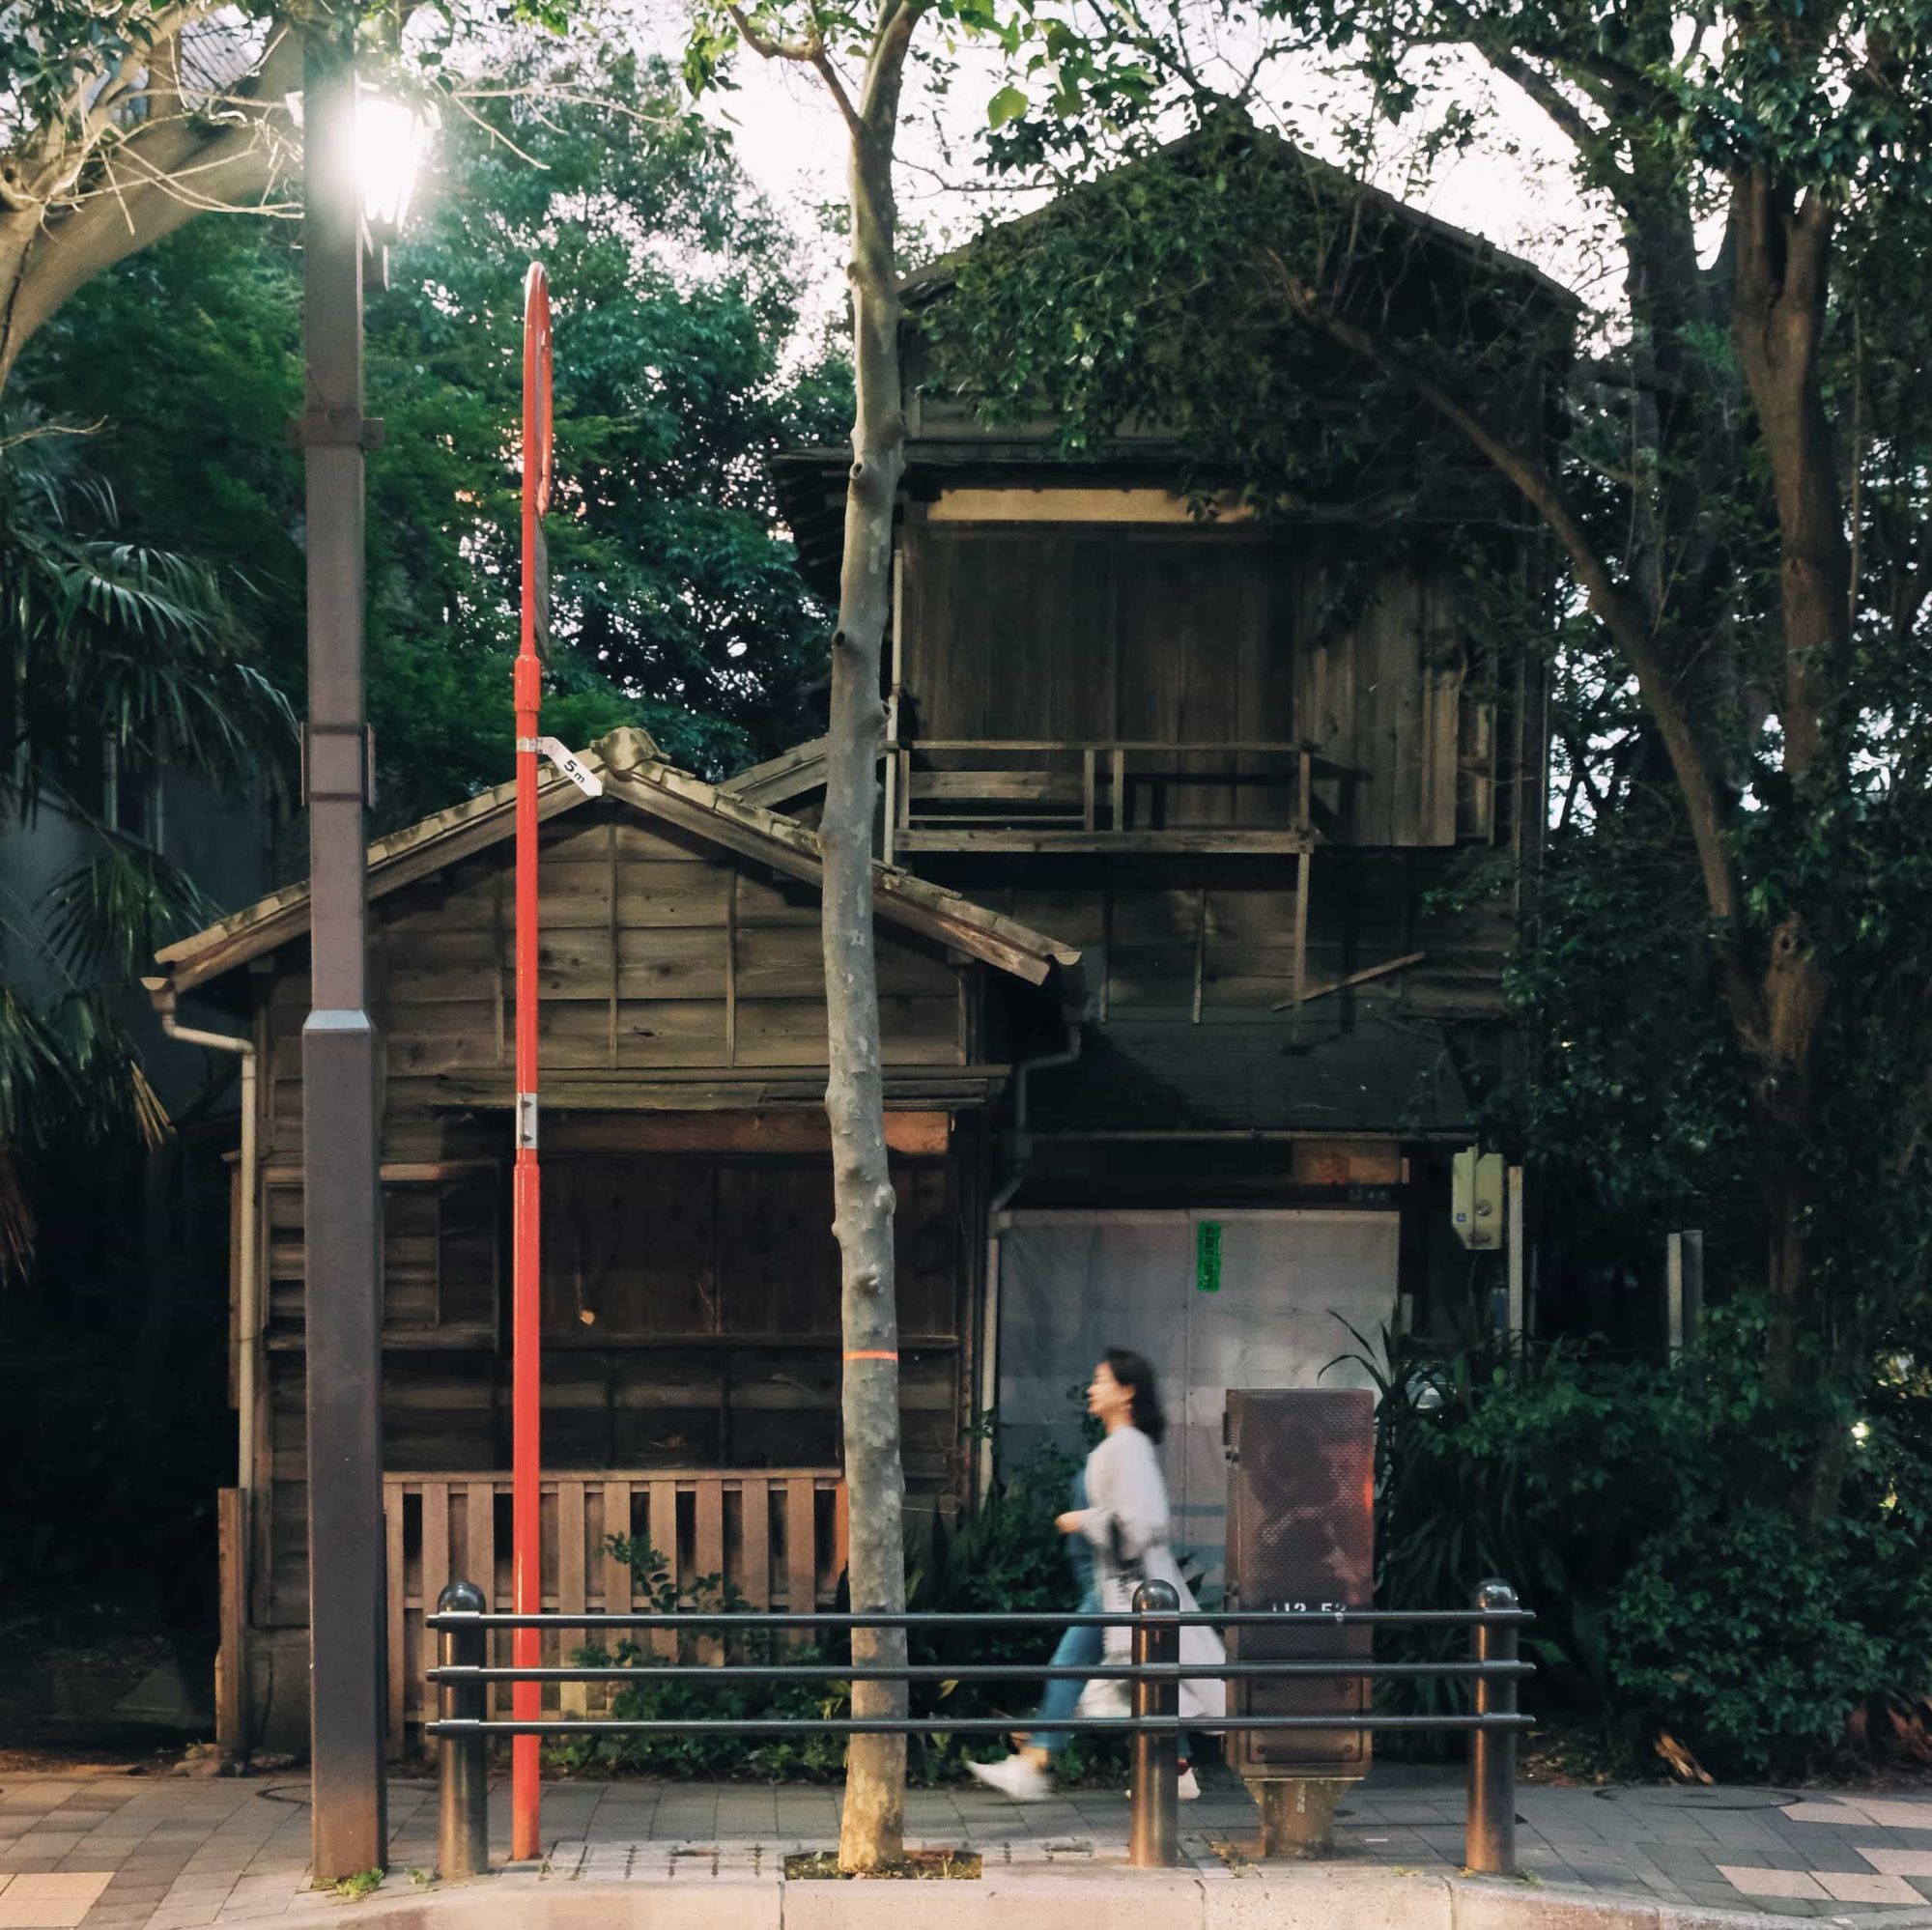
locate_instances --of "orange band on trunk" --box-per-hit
[844,1349,899,1361]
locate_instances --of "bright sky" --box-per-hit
[621,0,1627,321]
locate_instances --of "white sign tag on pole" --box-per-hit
[539,738,603,796]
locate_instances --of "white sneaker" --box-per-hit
[968,1754,1051,1802]
[1124,1768,1203,1801]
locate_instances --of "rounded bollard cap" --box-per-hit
[1132,1578,1181,1612]
[438,1577,488,1613]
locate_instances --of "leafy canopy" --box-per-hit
[24,20,852,830]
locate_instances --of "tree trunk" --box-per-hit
[1730,176,1848,780]
[826,99,909,1875]
[0,21,299,396]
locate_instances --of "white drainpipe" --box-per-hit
[142,979,259,1527]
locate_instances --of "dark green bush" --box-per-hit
[555,1537,848,1781]
[1354,1309,1932,1779]
[554,1442,1101,1784]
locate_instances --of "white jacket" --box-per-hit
[1069,1425,1227,1721]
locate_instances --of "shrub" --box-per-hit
[554,1537,848,1781]
[1352,1308,1932,1778]
[555,1443,1105,1784]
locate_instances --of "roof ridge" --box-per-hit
[156,729,1083,996]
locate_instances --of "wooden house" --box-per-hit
[148,730,1080,1751]
[769,127,1566,1602]
[151,128,1567,1755]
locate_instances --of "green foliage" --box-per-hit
[556,1445,1114,1785]
[0,422,283,1269]
[923,114,1540,515]
[1356,1313,1932,1778]
[22,19,850,832]
[556,1536,848,1781]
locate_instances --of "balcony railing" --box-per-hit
[885,739,1321,857]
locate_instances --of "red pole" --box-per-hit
[511,262,553,1865]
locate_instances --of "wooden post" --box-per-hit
[1191,886,1208,1024]
[1293,748,1313,1040]
[215,1488,245,1756]
[1111,747,1126,831]
[1507,1165,1525,1337]
[1666,1232,1684,1354]
[884,554,902,866]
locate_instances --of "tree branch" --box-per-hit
[727,6,862,136]
[1265,250,1757,1015]
[0,21,302,387]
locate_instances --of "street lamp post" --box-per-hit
[297,19,429,1882]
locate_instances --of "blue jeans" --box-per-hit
[1029,1586,1103,1758]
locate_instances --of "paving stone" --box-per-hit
[1719,1864,1831,1900]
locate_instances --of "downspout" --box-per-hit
[980,1001,1084,1495]
[143,979,259,1525]
[990,1008,1083,1214]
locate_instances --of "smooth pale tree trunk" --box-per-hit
[0,22,299,396]
[823,73,913,1876]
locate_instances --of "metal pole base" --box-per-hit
[1252,1778,1346,1859]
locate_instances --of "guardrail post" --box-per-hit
[438,1579,489,1882]
[1465,1578,1519,1877]
[1128,1579,1179,1869]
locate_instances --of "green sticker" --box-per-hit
[1196,1220,1222,1292]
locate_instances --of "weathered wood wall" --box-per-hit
[954,853,1512,1024]
[898,524,1510,849]
[244,802,991,1634]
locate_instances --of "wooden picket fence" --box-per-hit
[381,1468,847,1753]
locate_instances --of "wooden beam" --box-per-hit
[525,1109,952,1156]
[925,486,1256,525]
[895,827,1314,856]
[1191,886,1208,1026]
[718,738,831,808]
[724,869,739,1069]
[606,823,620,1071]
[1270,950,1427,1012]
[1292,848,1312,1041]
[428,1071,1006,1112]
[215,1488,244,1756]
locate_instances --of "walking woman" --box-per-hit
[969,1348,1226,1800]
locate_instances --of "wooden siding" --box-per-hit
[244,804,995,1644]
[898,525,1503,851]
[256,1152,969,1629]
[384,1468,845,1750]
[976,851,1515,1025]
[258,808,970,1169]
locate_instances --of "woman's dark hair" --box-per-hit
[1104,1347,1167,1445]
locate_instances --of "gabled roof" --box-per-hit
[156,728,1084,998]
[718,736,831,809]
[898,115,1577,315]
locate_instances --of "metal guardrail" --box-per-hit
[426,1577,1533,1882]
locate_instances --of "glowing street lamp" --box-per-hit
[355,88,436,239]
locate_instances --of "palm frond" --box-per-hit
[41,845,218,982]
[0,1148,39,1286]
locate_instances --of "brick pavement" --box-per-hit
[8,1769,1932,1928]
